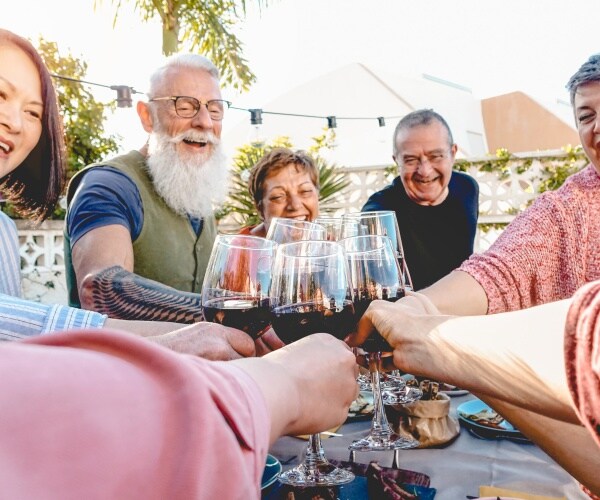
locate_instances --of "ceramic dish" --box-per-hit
[439,383,469,397]
[457,398,530,442]
[261,454,282,490]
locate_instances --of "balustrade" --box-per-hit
[13,150,587,303]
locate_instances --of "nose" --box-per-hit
[286,194,303,212]
[416,157,434,176]
[593,115,600,134]
[190,104,214,130]
[0,102,23,134]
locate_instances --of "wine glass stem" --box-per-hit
[369,352,394,437]
[304,433,327,473]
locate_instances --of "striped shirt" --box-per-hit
[0,212,22,297]
[0,293,107,341]
[1,212,107,340]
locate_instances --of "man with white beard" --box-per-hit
[64,54,231,324]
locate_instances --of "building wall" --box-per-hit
[482,92,580,153]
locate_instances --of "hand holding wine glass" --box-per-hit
[341,234,419,451]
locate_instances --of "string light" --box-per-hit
[50,74,142,108]
[50,73,405,121]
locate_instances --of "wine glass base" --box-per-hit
[382,386,423,405]
[278,461,355,487]
[349,432,418,451]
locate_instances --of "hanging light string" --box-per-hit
[50,73,143,108]
[50,73,402,126]
[231,105,402,128]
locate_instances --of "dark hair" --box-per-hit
[247,148,319,208]
[0,29,66,222]
[392,109,454,156]
[566,53,600,106]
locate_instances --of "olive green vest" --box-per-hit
[64,150,217,307]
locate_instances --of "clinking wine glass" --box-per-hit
[314,215,343,241]
[341,234,420,451]
[265,217,326,244]
[270,239,356,487]
[341,211,413,291]
[341,211,413,394]
[200,235,276,339]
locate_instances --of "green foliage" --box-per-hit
[96,0,269,91]
[37,38,120,179]
[454,145,587,192]
[537,145,586,193]
[216,130,351,228]
[1,38,120,220]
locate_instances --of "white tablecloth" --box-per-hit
[268,394,589,499]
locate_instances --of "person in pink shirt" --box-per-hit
[412,54,600,317]
[0,329,358,500]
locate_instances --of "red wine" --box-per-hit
[202,297,271,340]
[271,300,356,344]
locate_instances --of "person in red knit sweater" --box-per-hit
[349,53,600,497]
[411,53,600,317]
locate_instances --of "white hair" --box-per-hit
[146,129,230,219]
[147,53,220,97]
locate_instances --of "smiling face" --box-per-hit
[139,65,223,164]
[393,121,457,206]
[259,163,319,233]
[573,80,600,174]
[0,43,43,179]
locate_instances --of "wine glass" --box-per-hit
[342,211,413,393]
[314,215,343,241]
[341,234,419,451]
[265,217,326,244]
[341,211,413,291]
[200,235,276,339]
[270,240,355,487]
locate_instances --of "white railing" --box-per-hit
[14,150,587,304]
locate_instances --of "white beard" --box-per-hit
[146,130,229,219]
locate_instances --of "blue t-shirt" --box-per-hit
[67,167,204,246]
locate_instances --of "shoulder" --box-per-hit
[450,171,478,191]
[362,179,401,210]
[0,212,17,231]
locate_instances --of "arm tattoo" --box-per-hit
[89,266,203,323]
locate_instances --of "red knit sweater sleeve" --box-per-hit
[459,166,600,314]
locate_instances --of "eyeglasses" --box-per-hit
[149,96,231,120]
[399,150,451,169]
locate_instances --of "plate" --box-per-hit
[439,383,469,397]
[261,454,282,490]
[347,391,374,421]
[457,398,529,442]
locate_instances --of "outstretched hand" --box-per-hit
[345,294,450,375]
[148,322,256,360]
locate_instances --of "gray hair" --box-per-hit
[392,109,454,156]
[147,53,220,97]
[566,53,600,105]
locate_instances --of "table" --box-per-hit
[267,394,589,499]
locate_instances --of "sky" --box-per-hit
[3,0,599,153]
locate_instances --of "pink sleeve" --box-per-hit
[0,329,270,500]
[564,280,600,449]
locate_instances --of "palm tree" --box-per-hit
[95,0,268,91]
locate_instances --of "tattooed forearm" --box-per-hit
[86,266,203,323]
